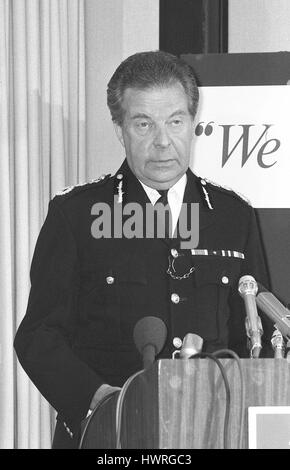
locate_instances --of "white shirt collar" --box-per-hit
[139,173,187,206]
[139,174,187,237]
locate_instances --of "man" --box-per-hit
[14,50,273,449]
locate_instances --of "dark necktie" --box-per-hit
[156,189,172,238]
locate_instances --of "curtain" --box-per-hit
[0,0,86,449]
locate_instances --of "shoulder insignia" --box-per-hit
[53,174,111,199]
[113,172,126,203]
[199,177,251,206]
[197,177,214,210]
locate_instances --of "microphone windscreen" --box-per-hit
[238,275,258,296]
[133,316,167,356]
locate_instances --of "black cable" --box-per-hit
[80,354,232,449]
[78,390,120,449]
[115,370,144,449]
[192,352,231,449]
[212,349,245,449]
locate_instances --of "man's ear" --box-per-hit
[114,123,124,147]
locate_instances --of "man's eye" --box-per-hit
[138,121,150,128]
[170,119,183,126]
[135,121,152,134]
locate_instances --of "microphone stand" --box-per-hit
[271,327,285,359]
[245,315,263,359]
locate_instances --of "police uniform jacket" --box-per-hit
[14,159,273,444]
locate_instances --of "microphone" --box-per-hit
[238,275,263,358]
[271,328,285,359]
[133,316,167,369]
[256,283,290,339]
[180,333,203,358]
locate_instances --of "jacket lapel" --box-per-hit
[114,159,151,207]
[184,169,216,233]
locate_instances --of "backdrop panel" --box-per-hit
[183,52,290,307]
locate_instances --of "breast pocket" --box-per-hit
[192,257,241,341]
[77,255,149,348]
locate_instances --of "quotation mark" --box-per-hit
[195,121,214,137]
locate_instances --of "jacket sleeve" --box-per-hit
[228,206,274,357]
[14,200,104,435]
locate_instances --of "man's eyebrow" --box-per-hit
[169,109,188,117]
[130,113,151,120]
[130,109,188,120]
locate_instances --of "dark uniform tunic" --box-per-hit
[14,159,273,448]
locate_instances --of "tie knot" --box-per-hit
[157,189,169,205]
[158,189,168,197]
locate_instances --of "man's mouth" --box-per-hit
[150,159,175,165]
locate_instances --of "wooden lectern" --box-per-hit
[80,359,290,449]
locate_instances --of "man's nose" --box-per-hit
[153,125,171,148]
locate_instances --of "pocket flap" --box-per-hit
[194,257,241,288]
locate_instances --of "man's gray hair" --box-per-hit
[107,50,199,126]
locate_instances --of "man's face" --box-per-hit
[115,83,195,189]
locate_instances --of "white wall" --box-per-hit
[85,0,159,178]
[229,0,290,53]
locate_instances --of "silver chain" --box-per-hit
[166,256,195,280]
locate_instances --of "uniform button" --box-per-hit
[173,337,182,348]
[171,248,179,258]
[221,276,229,285]
[171,293,180,304]
[200,179,206,186]
[106,276,115,285]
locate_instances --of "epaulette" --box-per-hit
[52,173,111,200]
[198,177,251,207]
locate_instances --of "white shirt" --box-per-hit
[139,174,187,237]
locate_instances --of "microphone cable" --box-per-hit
[81,353,243,450]
[191,352,231,449]
[78,388,120,449]
[212,349,245,450]
[79,370,144,449]
[115,354,238,450]
[115,369,145,450]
